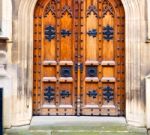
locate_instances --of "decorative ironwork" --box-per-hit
[45,25,56,41]
[61,67,71,77]
[87,90,97,98]
[103,25,114,41]
[44,86,55,102]
[87,29,97,37]
[87,67,97,77]
[87,5,98,17]
[61,5,73,17]
[60,90,71,98]
[102,1,114,17]
[103,86,114,102]
[61,29,71,37]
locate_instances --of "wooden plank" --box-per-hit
[59,61,73,66]
[42,77,57,82]
[101,61,116,66]
[85,77,99,82]
[59,77,73,82]
[101,77,116,82]
[43,61,57,66]
[85,61,99,65]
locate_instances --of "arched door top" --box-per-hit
[33,0,125,116]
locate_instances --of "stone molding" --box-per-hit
[10,0,147,128]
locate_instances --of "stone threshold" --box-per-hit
[31,116,126,127]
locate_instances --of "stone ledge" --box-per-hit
[0,36,8,41]
[146,39,150,43]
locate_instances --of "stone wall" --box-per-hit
[0,0,150,129]
[147,0,150,41]
[0,39,12,129]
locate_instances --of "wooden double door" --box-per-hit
[33,0,125,116]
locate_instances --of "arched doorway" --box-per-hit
[33,0,125,116]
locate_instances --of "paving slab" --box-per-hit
[30,125,128,131]
[127,126,147,133]
[98,133,147,135]
[5,128,51,135]
[52,132,147,135]
[52,131,99,135]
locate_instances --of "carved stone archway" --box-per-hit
[12,0,146,127]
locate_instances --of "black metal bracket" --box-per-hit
[87,66,97,77]
[60,90,71,98]
[45,25,56,41]
[87,29,97,37]
[87,90,97,98]
[45,25,72,41]
[61,29,71,37]
[75,63,83,72]
[61,67,71,77]
[103,86,114,102]
[44,86,55,102]
[103,25,114,41]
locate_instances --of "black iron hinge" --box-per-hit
[75,63,83,72]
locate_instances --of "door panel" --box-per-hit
[33,0,79,116]
[33,0,125,116]
[80,0,125,116]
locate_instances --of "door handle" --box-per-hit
[75,63,83,72]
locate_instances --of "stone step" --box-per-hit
[30,123,128,131]
[30,116,127,131]
[5,130,148,135]
[4,117,148,135]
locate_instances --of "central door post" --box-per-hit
[77,63,81,116]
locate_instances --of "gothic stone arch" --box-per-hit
[12,0,146,127]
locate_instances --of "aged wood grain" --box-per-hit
[33,0,125,116]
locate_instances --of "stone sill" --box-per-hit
[0,36,9,41]
[146,39,150,43]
